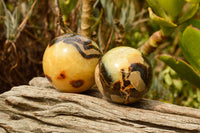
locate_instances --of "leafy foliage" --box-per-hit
[158,0,185,20]
[179,21,200,72]
[146,0,200,108]
[2,0,19,40]
[157,54,200,88]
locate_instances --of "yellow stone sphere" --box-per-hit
[95,46,152,104]
[43,34,101,93]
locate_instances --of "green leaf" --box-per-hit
[157,54,200,88]
[148,8,177,35]
[160,26,176,36]
[158,0,185,21]
[146,0,168,19]
[148,8,177,28]
[178,3,199,24]
[179,25,200,72]
[180,19,200,34]
[179,19,200,45]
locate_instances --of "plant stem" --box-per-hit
[114,19,125,46]
[56,0,73,34]
[80,0,96,38]
[140,30,168,56]
[91,8,103,32]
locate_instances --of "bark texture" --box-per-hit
[0,77,200,133]
[80,0,96,38]
[140,30,167,55]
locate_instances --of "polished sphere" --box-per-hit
[43,34,101,93]
[95,46,152,104]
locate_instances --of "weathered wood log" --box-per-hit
[0,77,200,133]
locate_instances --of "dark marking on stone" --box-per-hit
[63,34,91,46]
[129,88,141,98]
[100,62,112,85]
[113,81,121,90]
[64,36,81,44]
[64,39,101,59]
[99,74,112,100]
[49,34,75,47]
[120,90,128,98]
[71,42,101,59]
[99,61,118,100]
[99,65,129,102]
[130,63,149,85]
[121,69,125,79]
[57,71,66,80]
[49,37,64,46]
[118,62,152,100]
[70,80,84,88]
[45,75,52,83]
[74,34,92,45]
[120,69,131,89]
[81,39,92,46]
[49,34,101,58]
[82,40,101,52]
[124,80,131,87]
[84,43,96,50]
[127,67,131,78]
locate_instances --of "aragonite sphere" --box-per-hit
[95,46,152,104]
[43,34,101,93]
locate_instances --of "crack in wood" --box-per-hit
[120,118,199,133]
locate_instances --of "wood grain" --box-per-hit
[0,77,200,133]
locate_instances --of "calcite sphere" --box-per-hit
[43,34,101,93]
[95,46,152,104]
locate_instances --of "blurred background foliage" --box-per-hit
[0,0,200,109]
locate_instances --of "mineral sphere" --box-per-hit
[43,34,101,93]
[95,46,152,104]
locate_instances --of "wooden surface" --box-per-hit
[0,77,200,133]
